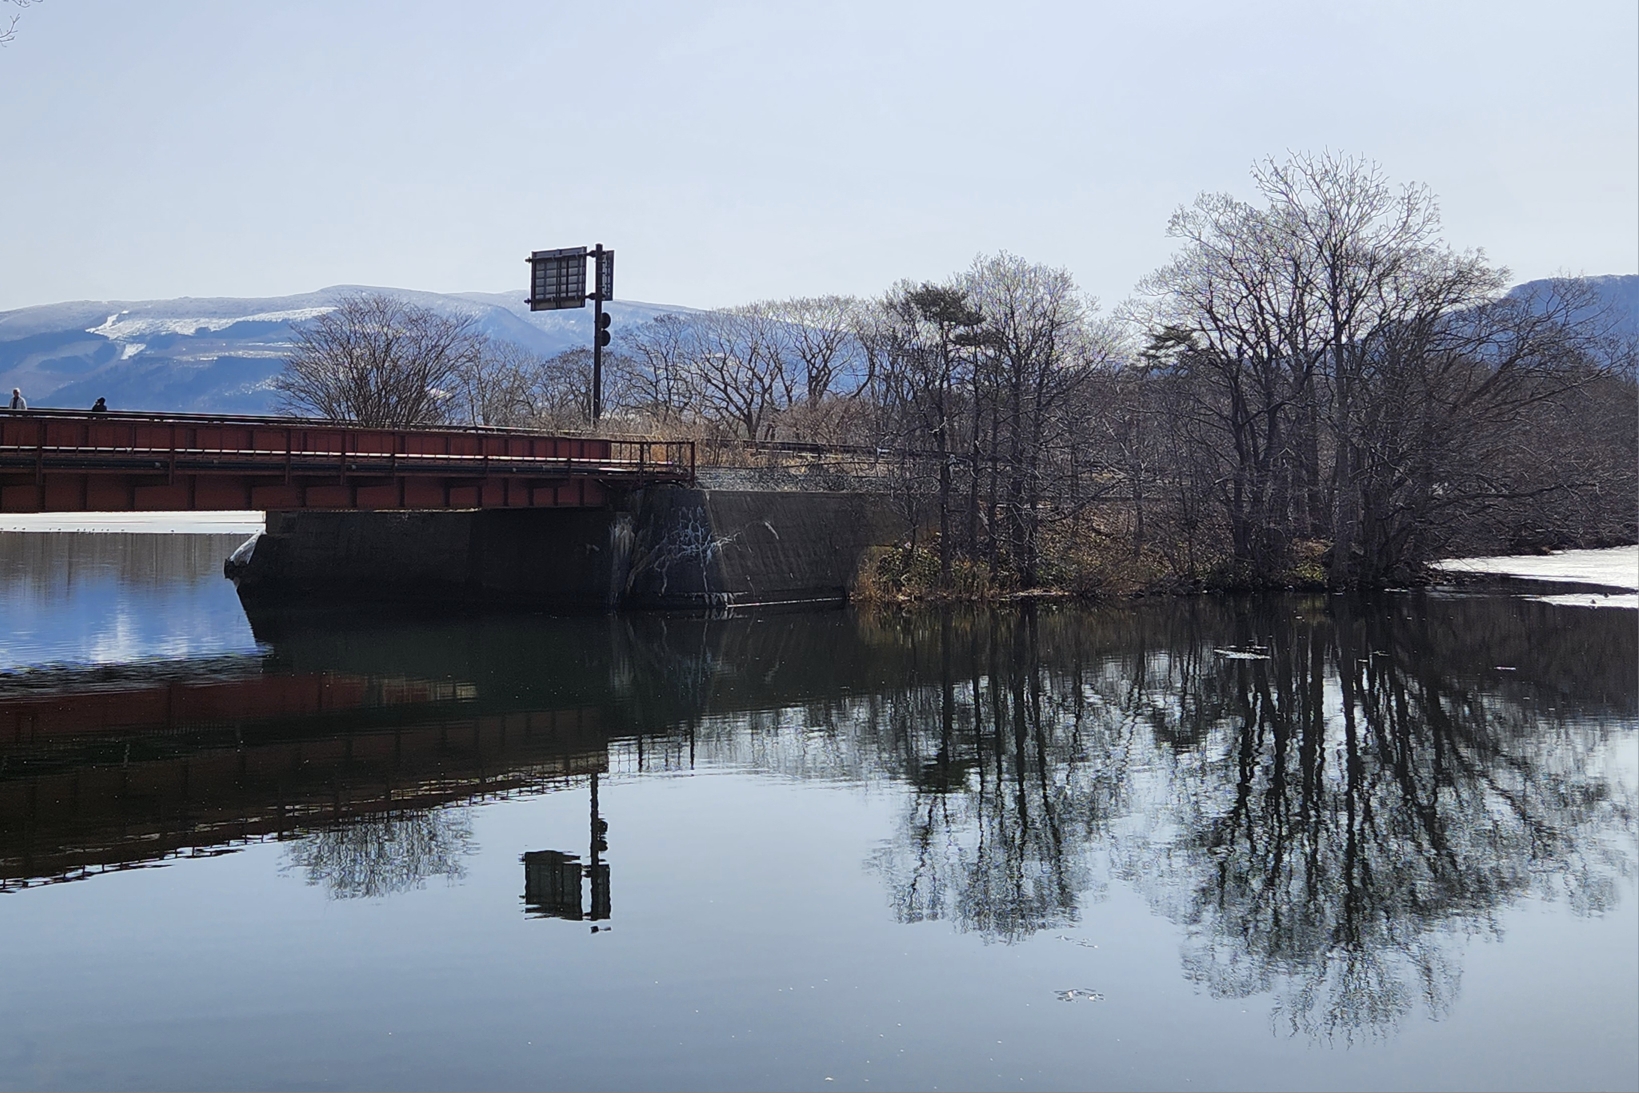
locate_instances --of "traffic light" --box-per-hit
[596,311,612,347]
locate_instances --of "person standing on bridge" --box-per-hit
[8,388,24,410]
[91,397,107,413]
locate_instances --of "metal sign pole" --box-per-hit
[591,243,604,426]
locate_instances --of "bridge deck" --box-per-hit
[0,410,693,513]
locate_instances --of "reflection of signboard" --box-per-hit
[522,850,582,918]
[521,850,611,921]
[522,773,611,923]
[527,248,588,311]
[588,862,610,921]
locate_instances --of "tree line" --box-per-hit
[275,152,1637,590]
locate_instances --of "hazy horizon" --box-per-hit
[2,0,1634,314]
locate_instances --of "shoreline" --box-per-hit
[857,545,1639,609]
[1,515,1632,611]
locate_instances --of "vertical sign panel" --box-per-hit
[597,249,614,303]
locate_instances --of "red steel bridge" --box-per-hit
[0,410,694,513]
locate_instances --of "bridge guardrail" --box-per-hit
[0,411,695,484]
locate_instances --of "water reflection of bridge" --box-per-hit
[0,671,608,888]
[0,606,912,890]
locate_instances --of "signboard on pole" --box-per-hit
[523,242,616,424]
[526,247,588,311]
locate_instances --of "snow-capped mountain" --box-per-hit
[0,286,690,416]
[0,276,1631,417]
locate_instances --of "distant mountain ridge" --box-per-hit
[0,286,690,416]
[0,275,1632,417]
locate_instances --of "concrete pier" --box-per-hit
[226,487,899,610]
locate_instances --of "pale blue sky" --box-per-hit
[2,0,1634,312]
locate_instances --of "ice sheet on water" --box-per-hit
[1432,546,1639,591]
[1528,592,1639,610]
[1214,648,1271,660]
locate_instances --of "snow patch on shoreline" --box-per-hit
[1528,591,1639,610]
[1433,546,1638,605]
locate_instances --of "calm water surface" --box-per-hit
[0,530,1635,1091]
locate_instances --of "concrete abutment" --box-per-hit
[225,487,899,610]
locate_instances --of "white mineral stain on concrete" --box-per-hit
[0,511,265,535]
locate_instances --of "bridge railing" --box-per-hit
[0,410,695,484]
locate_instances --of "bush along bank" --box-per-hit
[851,535,1361,605]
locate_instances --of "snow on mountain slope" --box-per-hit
[0,276,1628,417]
[0,287,693,415]
[1508,273,1639,342]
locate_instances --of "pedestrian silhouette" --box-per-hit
[91,397,107,413]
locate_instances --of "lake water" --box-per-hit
[1,530,1635,1091]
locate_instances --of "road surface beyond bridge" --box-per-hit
[0,409,693,513]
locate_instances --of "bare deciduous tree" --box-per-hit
[617,313,696,426]
[0,0,39,46]
[273,293,482,428]
[686,306,795,440]
[453,338,540,427]
[762,295,869,405]
[1135,152,1616,586]
[453,340,602,430]
[523,347,603,429]
[962,253,1100,586]
[615,299,872,442]
[853,256,1112,590]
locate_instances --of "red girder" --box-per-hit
[0,409,694,513]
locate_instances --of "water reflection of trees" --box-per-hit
[282,807,475,899]
[143,593,1635,1038]
[855,598,1635,1036]
[867,612,1110,942]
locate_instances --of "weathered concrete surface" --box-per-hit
[228,507,635,609]
[226,488,898,610]
[624,489,900,608]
